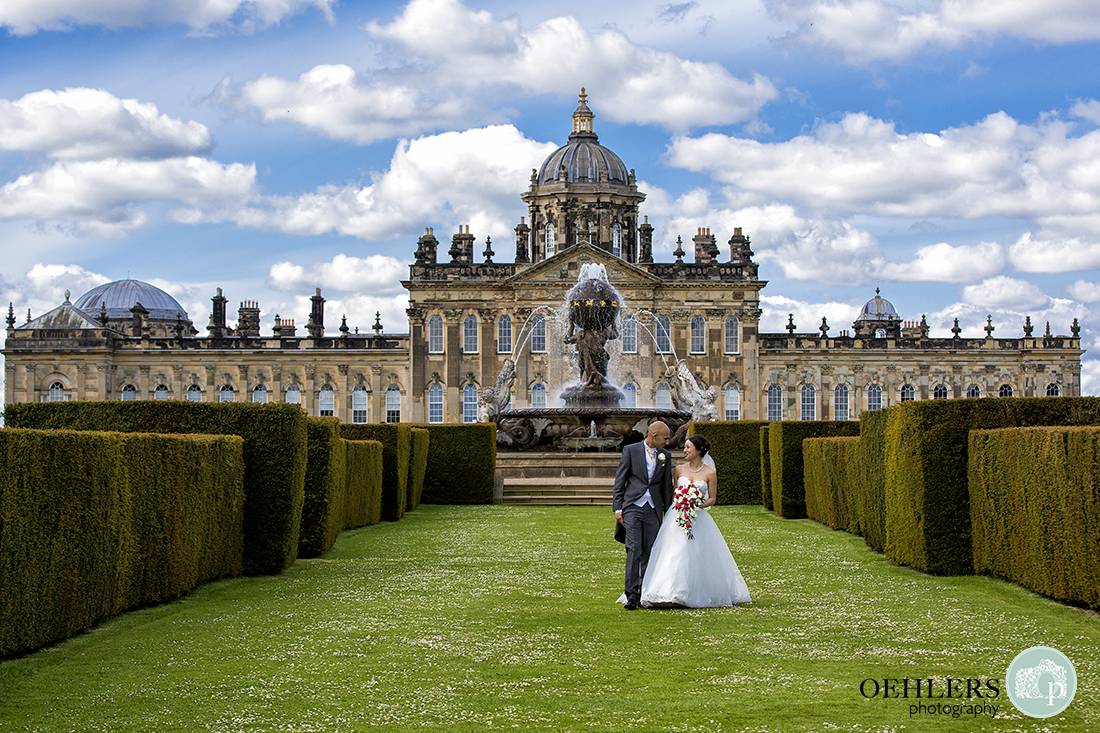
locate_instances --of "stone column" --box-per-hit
[304,364,316,415]
[338,364,350,422]
[97,364,109,400]
[371,365,384,422]
[205,364,216,401]
[76,364,88,401]
[23,363,36,402]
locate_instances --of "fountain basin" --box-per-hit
[496,407,691,450]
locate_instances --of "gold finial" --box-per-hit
[572,87,594,134]
[579,87,587,105]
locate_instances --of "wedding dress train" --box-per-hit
[639,478,751,608]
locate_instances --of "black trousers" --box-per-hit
[623,502,661,603]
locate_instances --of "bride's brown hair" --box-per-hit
[686,434,710,458]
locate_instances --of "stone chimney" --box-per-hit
[237,301,261,338]
[130,301,149,338]
[728,227,754,263]
[306,288,325,339]
[272,316,297,338]
[449,225,475,263]
[208,288,228,338]
[693,227,719,264]
[514,217,531,263]
[637,216,654,263]
[414,227,438,265]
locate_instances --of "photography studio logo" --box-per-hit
[1006,646,1077,718]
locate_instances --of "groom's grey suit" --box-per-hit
[613,440,674,606]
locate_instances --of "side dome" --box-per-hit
[855,288,899,322]
[75,279,189,321]
[536,134,630,185]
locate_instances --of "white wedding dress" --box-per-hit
[638,478,751,608]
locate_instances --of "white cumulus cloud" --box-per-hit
[0,0,335,35]
[245,0,777,135]
[204,124,555,242]
[768,0,1100,64]
[0,88,212,160]
[961,275,1050,310]
[268,254,408,294]
[880,241,1005,283]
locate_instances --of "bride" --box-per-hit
[639,435,751,608]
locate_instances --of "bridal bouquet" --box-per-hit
[673,481,704,539]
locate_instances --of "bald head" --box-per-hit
[645,421,670,449]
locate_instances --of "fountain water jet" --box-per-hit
[495,263,690,450]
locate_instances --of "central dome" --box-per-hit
[535,88,629,185]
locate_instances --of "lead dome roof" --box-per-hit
[75,279,189,321]
[535,89,630,186]
[855,289,899,322]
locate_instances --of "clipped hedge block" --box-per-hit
[3,401,307,576]
[299,418,346,558]
[858,410,889,552]
[689,421,770,504]
[804,436,860,531]
[969,426,1100,609]
[339,424,410,521]
[0,428,244,658]
[760,426,772,510]
[408,428,430,511]
[412,424,496,505]
[770,421,860,519]
[884,396,1100,576]
[344,439,383,529]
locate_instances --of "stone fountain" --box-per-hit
[487,264,691,450]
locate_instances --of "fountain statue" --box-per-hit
[667,359,720,423]
[494,263,691,450]
[479,357,516,423]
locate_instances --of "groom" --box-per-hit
[613,421,673,610]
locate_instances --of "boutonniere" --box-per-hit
[657,452,666,464]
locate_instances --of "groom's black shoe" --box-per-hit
[624,600,638,611]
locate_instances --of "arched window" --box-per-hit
[801,385,816,421]
[545,223,555,257]
[900,384,915,402]
[933,384,948,400]
[612,223,622,258]
[874,328,887,338]
[318,385,334,416]
[462,384,478,423]
[497,315,512,354]
[531,316,546,353]
[428,384,444,423]
[622,383,637,408]
[531,383,546,408]
[1047,383,1060,397]
[621,316,637,354]
[767,384,783,421]
[352,385,369,423]
[655,316,672,354]
[725,385,740,421]
[152,384,168,401]
[834,384,849,421]
[463,315,478,354]
[999,384,1013,397]
[121,384,137,401]
[285,384,301,405]
[219,385,234,403]
[428,315,444,354]
[655,383,672,409]
[385,385,401,423]
[966,384,981,398]
[252,385,267,404]
[186,384,202,402]
[867,384,882,411]
[48,381,66,402]
[725,317,740,354]
[690,316,706,354]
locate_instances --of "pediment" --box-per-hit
[19,303,102,331]
[505,242,661,286]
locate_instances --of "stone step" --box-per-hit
[501,477,614,505]
[496,452,623,479]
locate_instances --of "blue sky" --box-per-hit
[2,0,1100,390]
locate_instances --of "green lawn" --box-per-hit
[1,505,1097,732]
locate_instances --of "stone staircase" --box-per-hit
[496,452,620,505]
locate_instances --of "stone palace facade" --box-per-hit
[3,91,1084,422]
